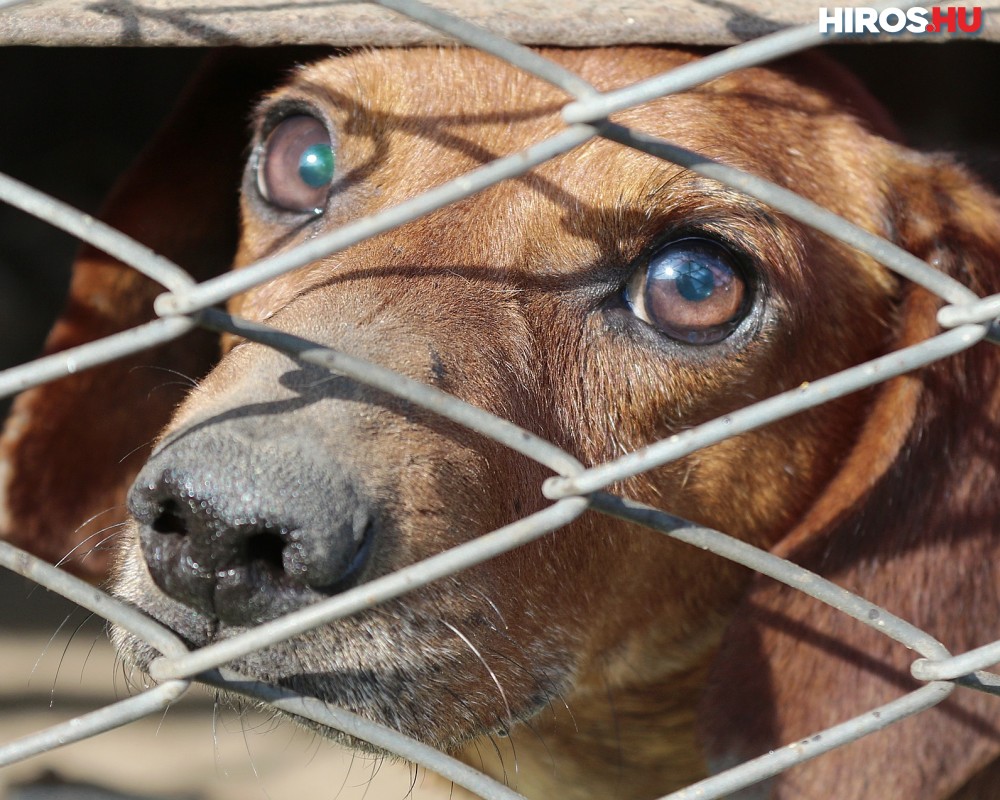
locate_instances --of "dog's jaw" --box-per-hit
[112,519,581,755]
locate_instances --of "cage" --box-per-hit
[1,2,999,799]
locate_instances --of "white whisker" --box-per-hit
[441,620,513,729]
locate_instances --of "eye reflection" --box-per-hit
[299,144,335,188]
[626,237,749,345]
[257,115,336,212]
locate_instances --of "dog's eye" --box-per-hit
[626,237,748,344]
[257,115,336,212]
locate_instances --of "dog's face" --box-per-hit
[109,45,914,758]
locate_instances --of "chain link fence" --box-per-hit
[1,1,999,798]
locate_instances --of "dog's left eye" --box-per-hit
[257,115,336,212]
[626,237,749,344]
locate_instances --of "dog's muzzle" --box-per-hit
[127,420,375,627]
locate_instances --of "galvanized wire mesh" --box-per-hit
[1,1,999,798]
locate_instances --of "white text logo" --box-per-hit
[818,7,983,34]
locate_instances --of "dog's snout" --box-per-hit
[128,431,374,626]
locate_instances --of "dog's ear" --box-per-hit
[700,154,1000,797]
[0,51,300,579]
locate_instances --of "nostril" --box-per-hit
[151,498,189,536]
[245,530,287,575]
[129,445,377,624]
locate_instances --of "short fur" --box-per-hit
[2,46,1000,799]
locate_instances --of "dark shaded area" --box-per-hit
[0,47,205,419]
[832,41,1000,185]
[0,50,209,713]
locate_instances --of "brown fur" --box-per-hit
[2,46,1000,799]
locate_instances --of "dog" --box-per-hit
[3,44,1000,799]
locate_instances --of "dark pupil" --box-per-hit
[674,260,716,302]
[632,236,748,345]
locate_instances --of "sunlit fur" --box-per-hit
[3,47,1000,799]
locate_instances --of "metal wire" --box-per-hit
[203,668,530,800]
[1,0,999,798]
[0,171,196,293]
[0,317,195,399]
[543,323,987,500]
[371,0,599,99]
[0,540,188,659]
[154,126,596,317]
[146,494,589,683]
[913,642,1000,684]
[560,0,926,124]
[589,494,952,661]
[596,122,981,306]
[938,292,1000,327]
[195,309,584,477]
[661,682,955,800]
[0,680,192,767]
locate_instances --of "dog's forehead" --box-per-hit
[265,46,884,204]
[233,46,894,319]
[287,46,694,113]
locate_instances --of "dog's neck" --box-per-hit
[454,662,710,800]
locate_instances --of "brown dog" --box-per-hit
[3,46,1000,799]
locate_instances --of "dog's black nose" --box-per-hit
[127,429,374,626]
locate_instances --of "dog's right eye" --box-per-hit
[257,115,336,213]
[625,237,750,345]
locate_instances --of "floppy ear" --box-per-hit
[700,154,1000,798]
[0,50,300,579]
